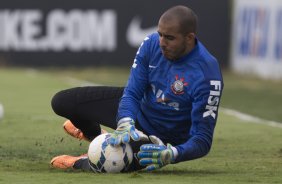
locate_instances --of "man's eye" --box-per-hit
[166,36,174,40]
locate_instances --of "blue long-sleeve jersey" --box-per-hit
[117,33,223,163]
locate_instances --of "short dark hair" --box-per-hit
[161,5,198,34]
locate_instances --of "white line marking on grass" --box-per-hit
[31,115,60,121]
[64,77,102,86]
[63,76,282,129]
[221,108,282,128]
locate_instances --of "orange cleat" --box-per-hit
[50,154,87,169]
[63,120,89,141]
[63,120,108,142]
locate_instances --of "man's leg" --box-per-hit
[51,86,124,140]
[50,86,151,171]
[63,120,107,142]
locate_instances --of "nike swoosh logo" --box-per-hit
[126,16,157,47]
[149,65,157,68]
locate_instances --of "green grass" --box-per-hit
[0,67,281,184]
[221,70,282,122]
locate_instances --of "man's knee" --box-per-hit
[51,88,77,117]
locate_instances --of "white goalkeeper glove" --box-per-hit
[109,117,148,146]
[138,135,178,171]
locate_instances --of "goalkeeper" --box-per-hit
[50,5,224,172]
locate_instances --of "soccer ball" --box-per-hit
[0,103,4,120]
[88,133,133,173]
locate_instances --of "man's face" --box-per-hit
[157,19,189,61]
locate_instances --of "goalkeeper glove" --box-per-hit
[109,117,148,146]
[138,135,178,171]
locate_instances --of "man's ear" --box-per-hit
[185,33,196,46]
[186,33,195,41]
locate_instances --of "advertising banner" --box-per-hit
[231,0,282,80]
[0,0,229,67]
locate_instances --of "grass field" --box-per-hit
[0,67,281,184]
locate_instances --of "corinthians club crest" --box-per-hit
[171,75,188,95]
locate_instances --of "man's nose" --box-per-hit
[159,36,167,47]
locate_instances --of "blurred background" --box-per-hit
[1,0,281,79]
[0,0,229,67]
[0,1,282,183]
[0,0,281,119]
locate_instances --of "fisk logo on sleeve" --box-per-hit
[203,80,221,119]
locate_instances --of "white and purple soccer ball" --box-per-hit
[88,133,133,173]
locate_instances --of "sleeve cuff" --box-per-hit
[117,117,134,126]
[171,146,178,160]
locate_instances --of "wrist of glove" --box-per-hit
[137,135,178,171]
[109,117,148,146]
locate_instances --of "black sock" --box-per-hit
[73,157,91,171]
